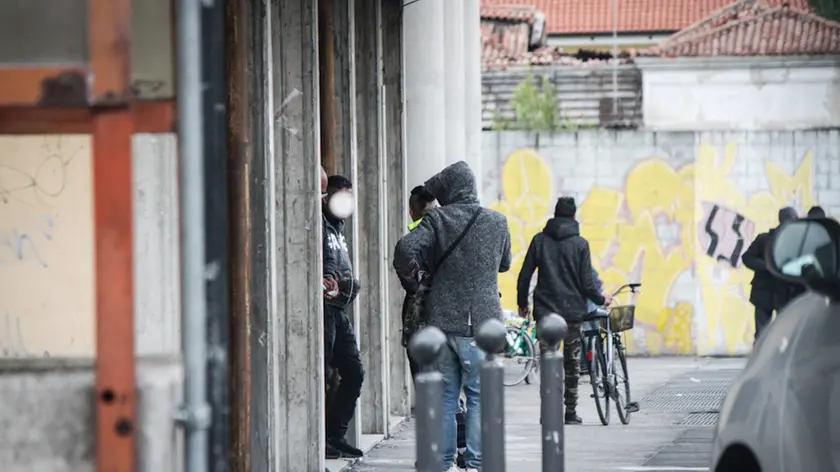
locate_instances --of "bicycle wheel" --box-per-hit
[502,326,536,386]
[589,336,610,425]
[613,339,632,425]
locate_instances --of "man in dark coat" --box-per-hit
[808,206,826,218]
[394,161,512,472]
[322,175,364,459]
[741,206,798,342]
[399,184,437,380]
[517,196,607,425]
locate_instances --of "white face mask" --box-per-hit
[328,191,355,219]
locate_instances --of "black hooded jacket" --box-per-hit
[742,226,805,311]
[323,214,361,307]
[516,217,605,321]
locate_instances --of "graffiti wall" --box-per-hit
[483,130,840,355]
[0,135,181,359]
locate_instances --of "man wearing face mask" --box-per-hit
[322,175,364,459]
[321,166,340,297]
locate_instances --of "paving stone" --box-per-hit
[342,357,746,472]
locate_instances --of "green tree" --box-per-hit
[492,73,562,132]
[809,0,840,22]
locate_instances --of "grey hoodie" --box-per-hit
[393,161,512,335]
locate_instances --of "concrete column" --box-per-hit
[403,0,446,188]
[267,0,325,470]
[133,135,181,356]
[354,0,388,436]
[333,0,364,448]
[382,0,410,419]
[249,2,275,470]
[463,0,483,200]
[333,0,356,179]
[443,0,466,167]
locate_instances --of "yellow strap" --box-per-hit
[408,217,422,231]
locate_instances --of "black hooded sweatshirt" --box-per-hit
[516,216,605,321]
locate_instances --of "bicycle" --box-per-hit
[502,314,538,386]
[582,283,642,426]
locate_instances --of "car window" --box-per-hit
[774,223,836,278]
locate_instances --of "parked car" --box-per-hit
[711,217,840,472]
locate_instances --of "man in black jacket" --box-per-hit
[517,196,608,425]
[399,184,437,381]
[808,206,826,218]
[322,175,364,459]
[741,206,798,342]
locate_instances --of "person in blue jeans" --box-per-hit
[394,162,512,472]
[581,267,607,375]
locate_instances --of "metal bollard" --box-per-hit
[538,313,569,472]
[475,318,509,472]
[408,326,448,472]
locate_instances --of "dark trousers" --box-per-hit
[324,304,364,439]
[538,317,582,414]
[407,349,419,382]
[754,306,773,343]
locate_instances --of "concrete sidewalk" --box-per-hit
[341,356,746,472]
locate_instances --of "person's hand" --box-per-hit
[323,276,339,298]
[518,306,531,318]
[602,292,613,305]
[400,261,420,281]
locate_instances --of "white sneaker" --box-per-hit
[444,466,460,472]
[466,469,480,472]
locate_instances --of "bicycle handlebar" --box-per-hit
[525,282,641,304]
[610,283,642,299]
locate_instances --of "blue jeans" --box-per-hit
[437,335,483,470]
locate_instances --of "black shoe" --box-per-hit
[325,443,341,459]
[565,412,583,425]
[456,452,466,468]
[328,437,363,458]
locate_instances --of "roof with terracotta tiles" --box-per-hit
[480,3,639,69]
[645,3,840,57]
[480,4,539,23]
[480,0,812,35]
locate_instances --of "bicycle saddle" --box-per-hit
[581,307,610,322]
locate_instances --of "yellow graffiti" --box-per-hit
[490,148,553,314]
[492,141,816,355]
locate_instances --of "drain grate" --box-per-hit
[644,395,724,412]
[638,368,740,413]
[678,411,720,426]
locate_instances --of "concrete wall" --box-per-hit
[483,130,840,356]
[0,135,181,358]
[0,358,183,472]
[0,134,183,468]
[637,57,840,131]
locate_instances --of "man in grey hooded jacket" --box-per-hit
[394,161,512,472]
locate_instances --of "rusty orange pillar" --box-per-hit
[89,0,138,471]
[319,0,337,174]
[226,0,253,469]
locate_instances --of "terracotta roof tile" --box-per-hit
[646,4,840,57]
[480,4,641,69]
[480,4,538,23]
[480,0,811,35]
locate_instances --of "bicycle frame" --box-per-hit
[598,283,640,396]
[506,317,533,356]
